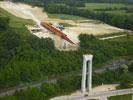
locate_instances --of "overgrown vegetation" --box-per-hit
[13,0,133,4]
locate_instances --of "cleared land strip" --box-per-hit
[0,79,57,97]
[99,34,127,40]
[99,30,133,40]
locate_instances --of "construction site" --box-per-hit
[0,1,125,50]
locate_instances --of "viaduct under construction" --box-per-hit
[41,22,75,49]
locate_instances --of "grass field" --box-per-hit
[82,3,126,10]
[0,7,34,37]
[80,3,133,15]
[108,94,132,100]
[47,13,88,20]
[0,8,34,28]
[47,3,133,20]
[106,10,133,15]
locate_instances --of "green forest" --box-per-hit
[0,0,133,99]
[12,0,133,4]
[0,10,133,88]
[0,15,133,86]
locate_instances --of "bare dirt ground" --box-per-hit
[91,84,118,92]
[48,19,125,43]
[70,84,118,96]
[0,1,125,45]
[16,3,48,21]
[50,84,119,100]
[0,1,48,20]
[0,1,30,19]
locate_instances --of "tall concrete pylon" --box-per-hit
[81,54,93,93]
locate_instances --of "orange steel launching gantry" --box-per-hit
[41,22,75,44]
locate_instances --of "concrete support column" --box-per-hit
[87,59,92,92]
[81,54,93,93]
[81,56,87,93]
[100,96,108,100]
[60,38,67,49]
[60,38,64,49]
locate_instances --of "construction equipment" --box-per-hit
[41,22,75,44]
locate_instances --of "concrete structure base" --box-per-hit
[100,96,108,100]
[81,54,93,93]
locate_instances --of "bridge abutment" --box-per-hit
[100,96,108,100]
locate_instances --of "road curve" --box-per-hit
[0,79,56,97]
[0,59,130,97]
[50,88,133,100]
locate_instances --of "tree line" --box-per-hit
[43,4,133,30]
[94,7,128,11]
[13,0,133,4]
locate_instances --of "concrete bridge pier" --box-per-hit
[100,96,108,100]
[81,55,93,93]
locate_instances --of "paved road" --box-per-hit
[99,30,133,40]
[50,88,133,100]
[0,79,56,97]
[0,58,131,97]
[99,34,127,40]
